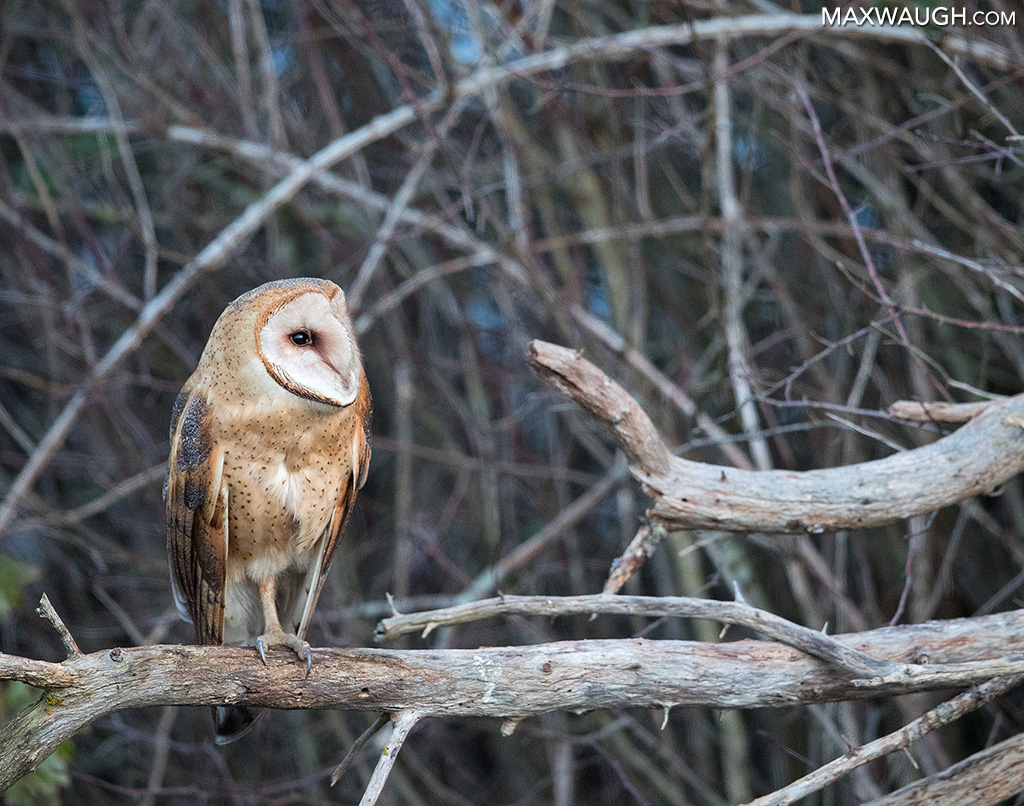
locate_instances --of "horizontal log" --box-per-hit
[2,609,1024,791]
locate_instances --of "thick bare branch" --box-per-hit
[528,342,674,476]
[528,340,1024,534]
[0,653,77,690]
[3,610,1024,792]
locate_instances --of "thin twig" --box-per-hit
[743,673,1024,806]
[69,11,160,301]
[0,198,141,311]
[139,706,177,806]
[604,523,669,594]
[347,98,469,310]
[925,40,1021,140]
[796,82,912,353]
[227,0,258,138]
[331,713,390,786]
[715,40,771,472]
[36,593,81,658]
[889,399,997,423]
[375,593,896,677]
[392,361,414,604]
[358,712,421,806]
[245,0,286,147]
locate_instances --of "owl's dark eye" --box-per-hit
[290,330,312,346]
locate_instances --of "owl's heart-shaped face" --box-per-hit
[257,289,360,407]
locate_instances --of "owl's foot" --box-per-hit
[255,629,313,678]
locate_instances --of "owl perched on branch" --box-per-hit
[165,278,371,744]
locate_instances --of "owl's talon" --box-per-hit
[254,629,311,673]
[283,635,313,675]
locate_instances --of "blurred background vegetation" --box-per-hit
[1,0,1023,803]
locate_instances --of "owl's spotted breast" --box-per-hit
[220,402,360,573]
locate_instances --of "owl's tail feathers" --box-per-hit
[212,705,266,745]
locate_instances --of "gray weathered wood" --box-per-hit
[528,340,1024,533]
[861,731,1024,806]
[375,594,898,677]
[2,609,1024,792]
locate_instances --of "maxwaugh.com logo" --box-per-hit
[822,5,1015,27]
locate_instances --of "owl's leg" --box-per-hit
[255,576,313,676]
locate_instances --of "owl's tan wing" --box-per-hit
[166,381,228,646]
[295,374,372,639]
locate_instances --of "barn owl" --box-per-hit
[165,278,371,744]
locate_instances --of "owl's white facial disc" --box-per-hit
[259,291,360,406]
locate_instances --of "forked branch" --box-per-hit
[527,340,1024,534]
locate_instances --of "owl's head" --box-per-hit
[214,278,361,407]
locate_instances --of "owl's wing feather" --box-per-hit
[166,383,228,646]
[295,375,372,639]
